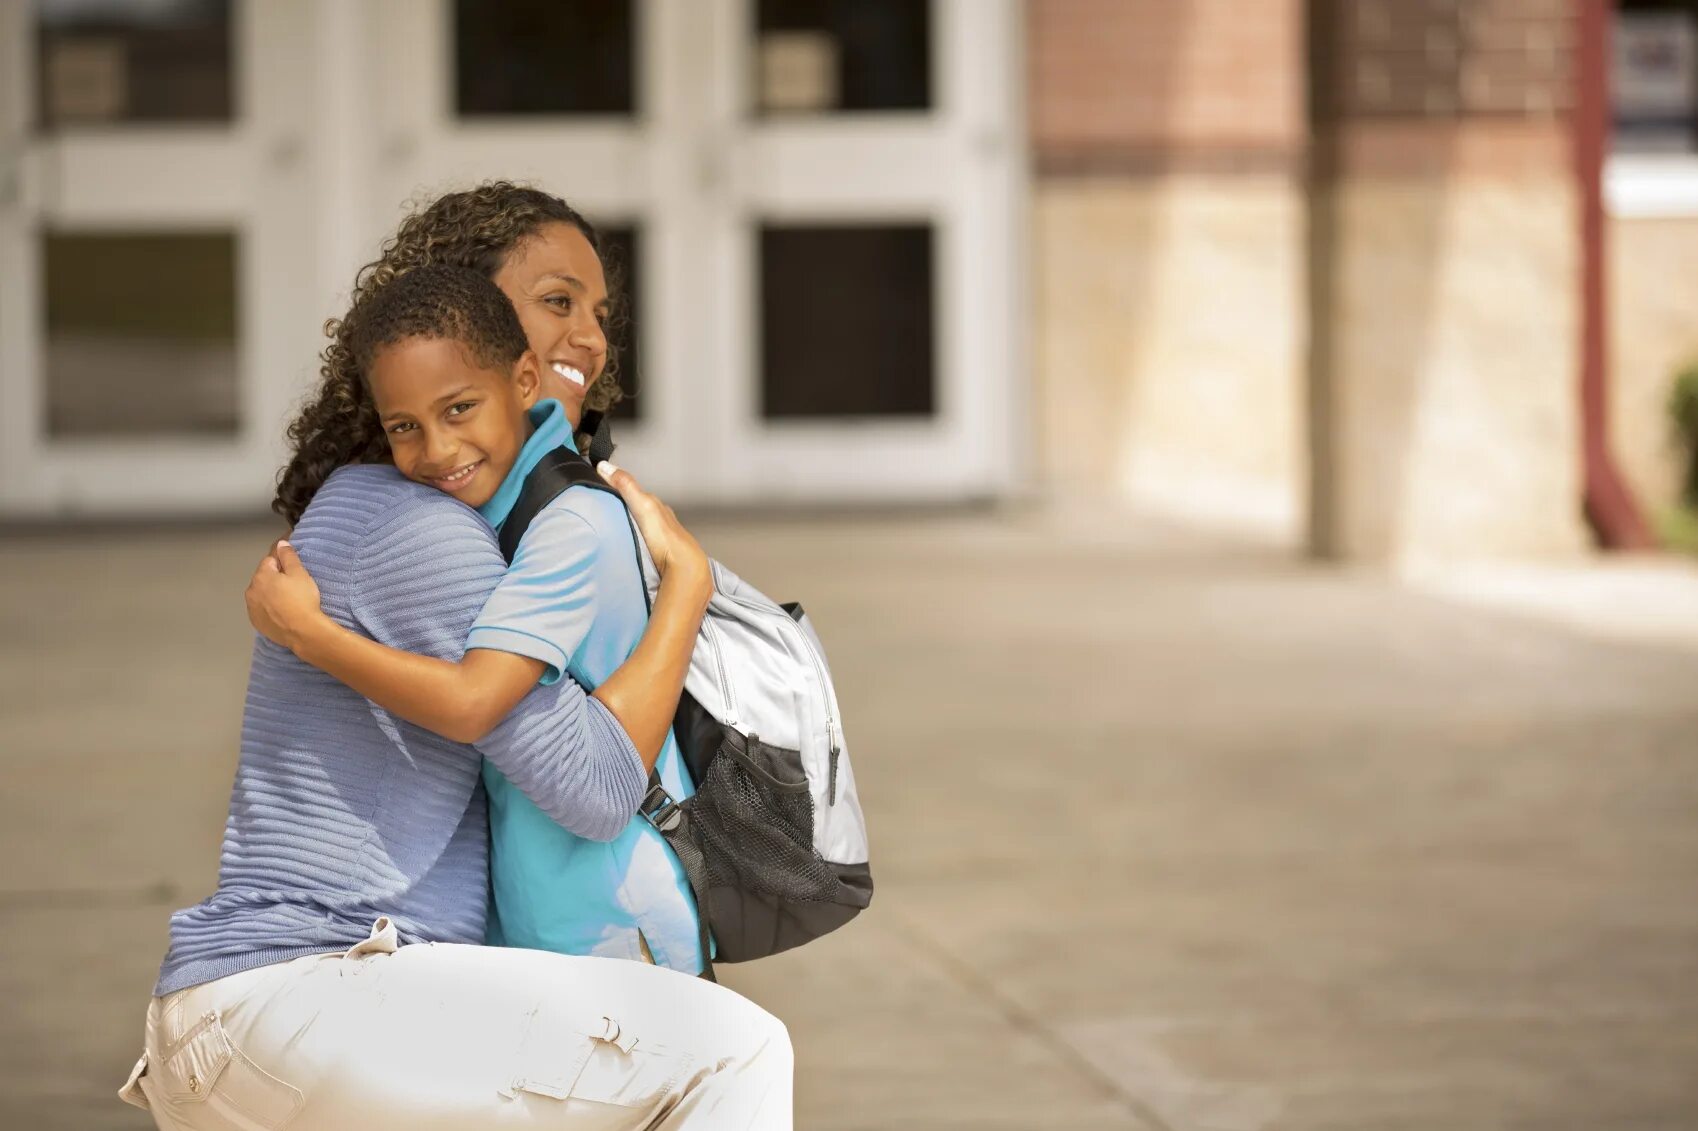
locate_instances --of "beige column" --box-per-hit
[1306,0,1590,565]
[1028,0,1307,539]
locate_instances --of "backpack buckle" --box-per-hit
[639,783,683,833]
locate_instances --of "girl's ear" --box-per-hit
[513,349,543,408]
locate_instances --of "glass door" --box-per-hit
[694,0,1026,502]
[0,0,318,516]
[370,0,1023,504]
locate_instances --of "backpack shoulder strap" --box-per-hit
[496,444,615,564]
[576,410,616,466]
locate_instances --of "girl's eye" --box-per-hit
[446,401,477,417]
[387,421,416,435]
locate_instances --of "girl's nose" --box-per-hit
[423,428,457,466]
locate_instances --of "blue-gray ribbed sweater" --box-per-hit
[155,465,647,995]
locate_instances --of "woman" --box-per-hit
[270,182,707,974]
[121,189,792,1129]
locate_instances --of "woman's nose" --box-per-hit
[568,318,606,359]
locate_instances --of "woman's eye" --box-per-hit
[544,294,572,312]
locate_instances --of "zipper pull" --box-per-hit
[826,718,841,805]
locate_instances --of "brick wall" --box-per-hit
[1311,0,1578,179]
[1028,0,1303,172]
[1317,0,1575,122]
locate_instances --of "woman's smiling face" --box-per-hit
[491,222,610,429]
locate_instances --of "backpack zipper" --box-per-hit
[719,586,843,805]
[826,717,841,806]
[699,618,737,728]
[763,607,841,806]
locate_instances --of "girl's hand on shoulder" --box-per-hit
[596,461,711,597]
[245,539,327,653]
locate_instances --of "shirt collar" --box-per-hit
[479,398,575,529]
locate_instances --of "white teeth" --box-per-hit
[552,362,587,387]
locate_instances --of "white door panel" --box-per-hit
[0,0,319,517]
[700,0,1021,503]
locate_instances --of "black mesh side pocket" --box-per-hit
[686,733,840,906]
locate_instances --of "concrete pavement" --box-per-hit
[3,505,1696,1130]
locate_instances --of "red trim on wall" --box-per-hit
[1578,0,1654,550]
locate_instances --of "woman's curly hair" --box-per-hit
[272,181,629,524]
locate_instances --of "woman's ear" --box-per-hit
[513,350,543,408]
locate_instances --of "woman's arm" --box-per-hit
[245,463,710,761]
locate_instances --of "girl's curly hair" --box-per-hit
[272,181,629,524]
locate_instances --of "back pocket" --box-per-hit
[154,1009,304,1129]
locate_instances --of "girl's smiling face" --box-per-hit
[491,222,610,429]
[369,337,541,508]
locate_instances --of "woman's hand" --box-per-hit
[596,461,711,596]
[591,461,714,768]
[245,540,327,653]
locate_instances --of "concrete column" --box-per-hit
[1306,0,1590,565]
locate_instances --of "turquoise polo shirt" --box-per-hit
[466,399,704,974]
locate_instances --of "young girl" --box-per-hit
[253,188,713,975]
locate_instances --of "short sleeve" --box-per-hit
[466,503,599,685]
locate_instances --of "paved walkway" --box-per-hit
[3,507,1695,1130]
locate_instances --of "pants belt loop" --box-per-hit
[343,916,400,959]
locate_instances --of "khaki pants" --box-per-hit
[120,919,791,1130]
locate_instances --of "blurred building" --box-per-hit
[2,1,1695,567]
[1036,0,1694,563]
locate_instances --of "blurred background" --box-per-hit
[4,1,1698,1129]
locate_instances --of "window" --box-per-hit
[455,0,636,118]
[43,231,240,438]
[759,224,934,419]
[35,0,233,129]
[1613,1,1698,154]
[753,0,929,116]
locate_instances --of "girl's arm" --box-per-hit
[252,579,547,746]
[246,464,711,761]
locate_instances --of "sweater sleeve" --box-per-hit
[349,496,647,841]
